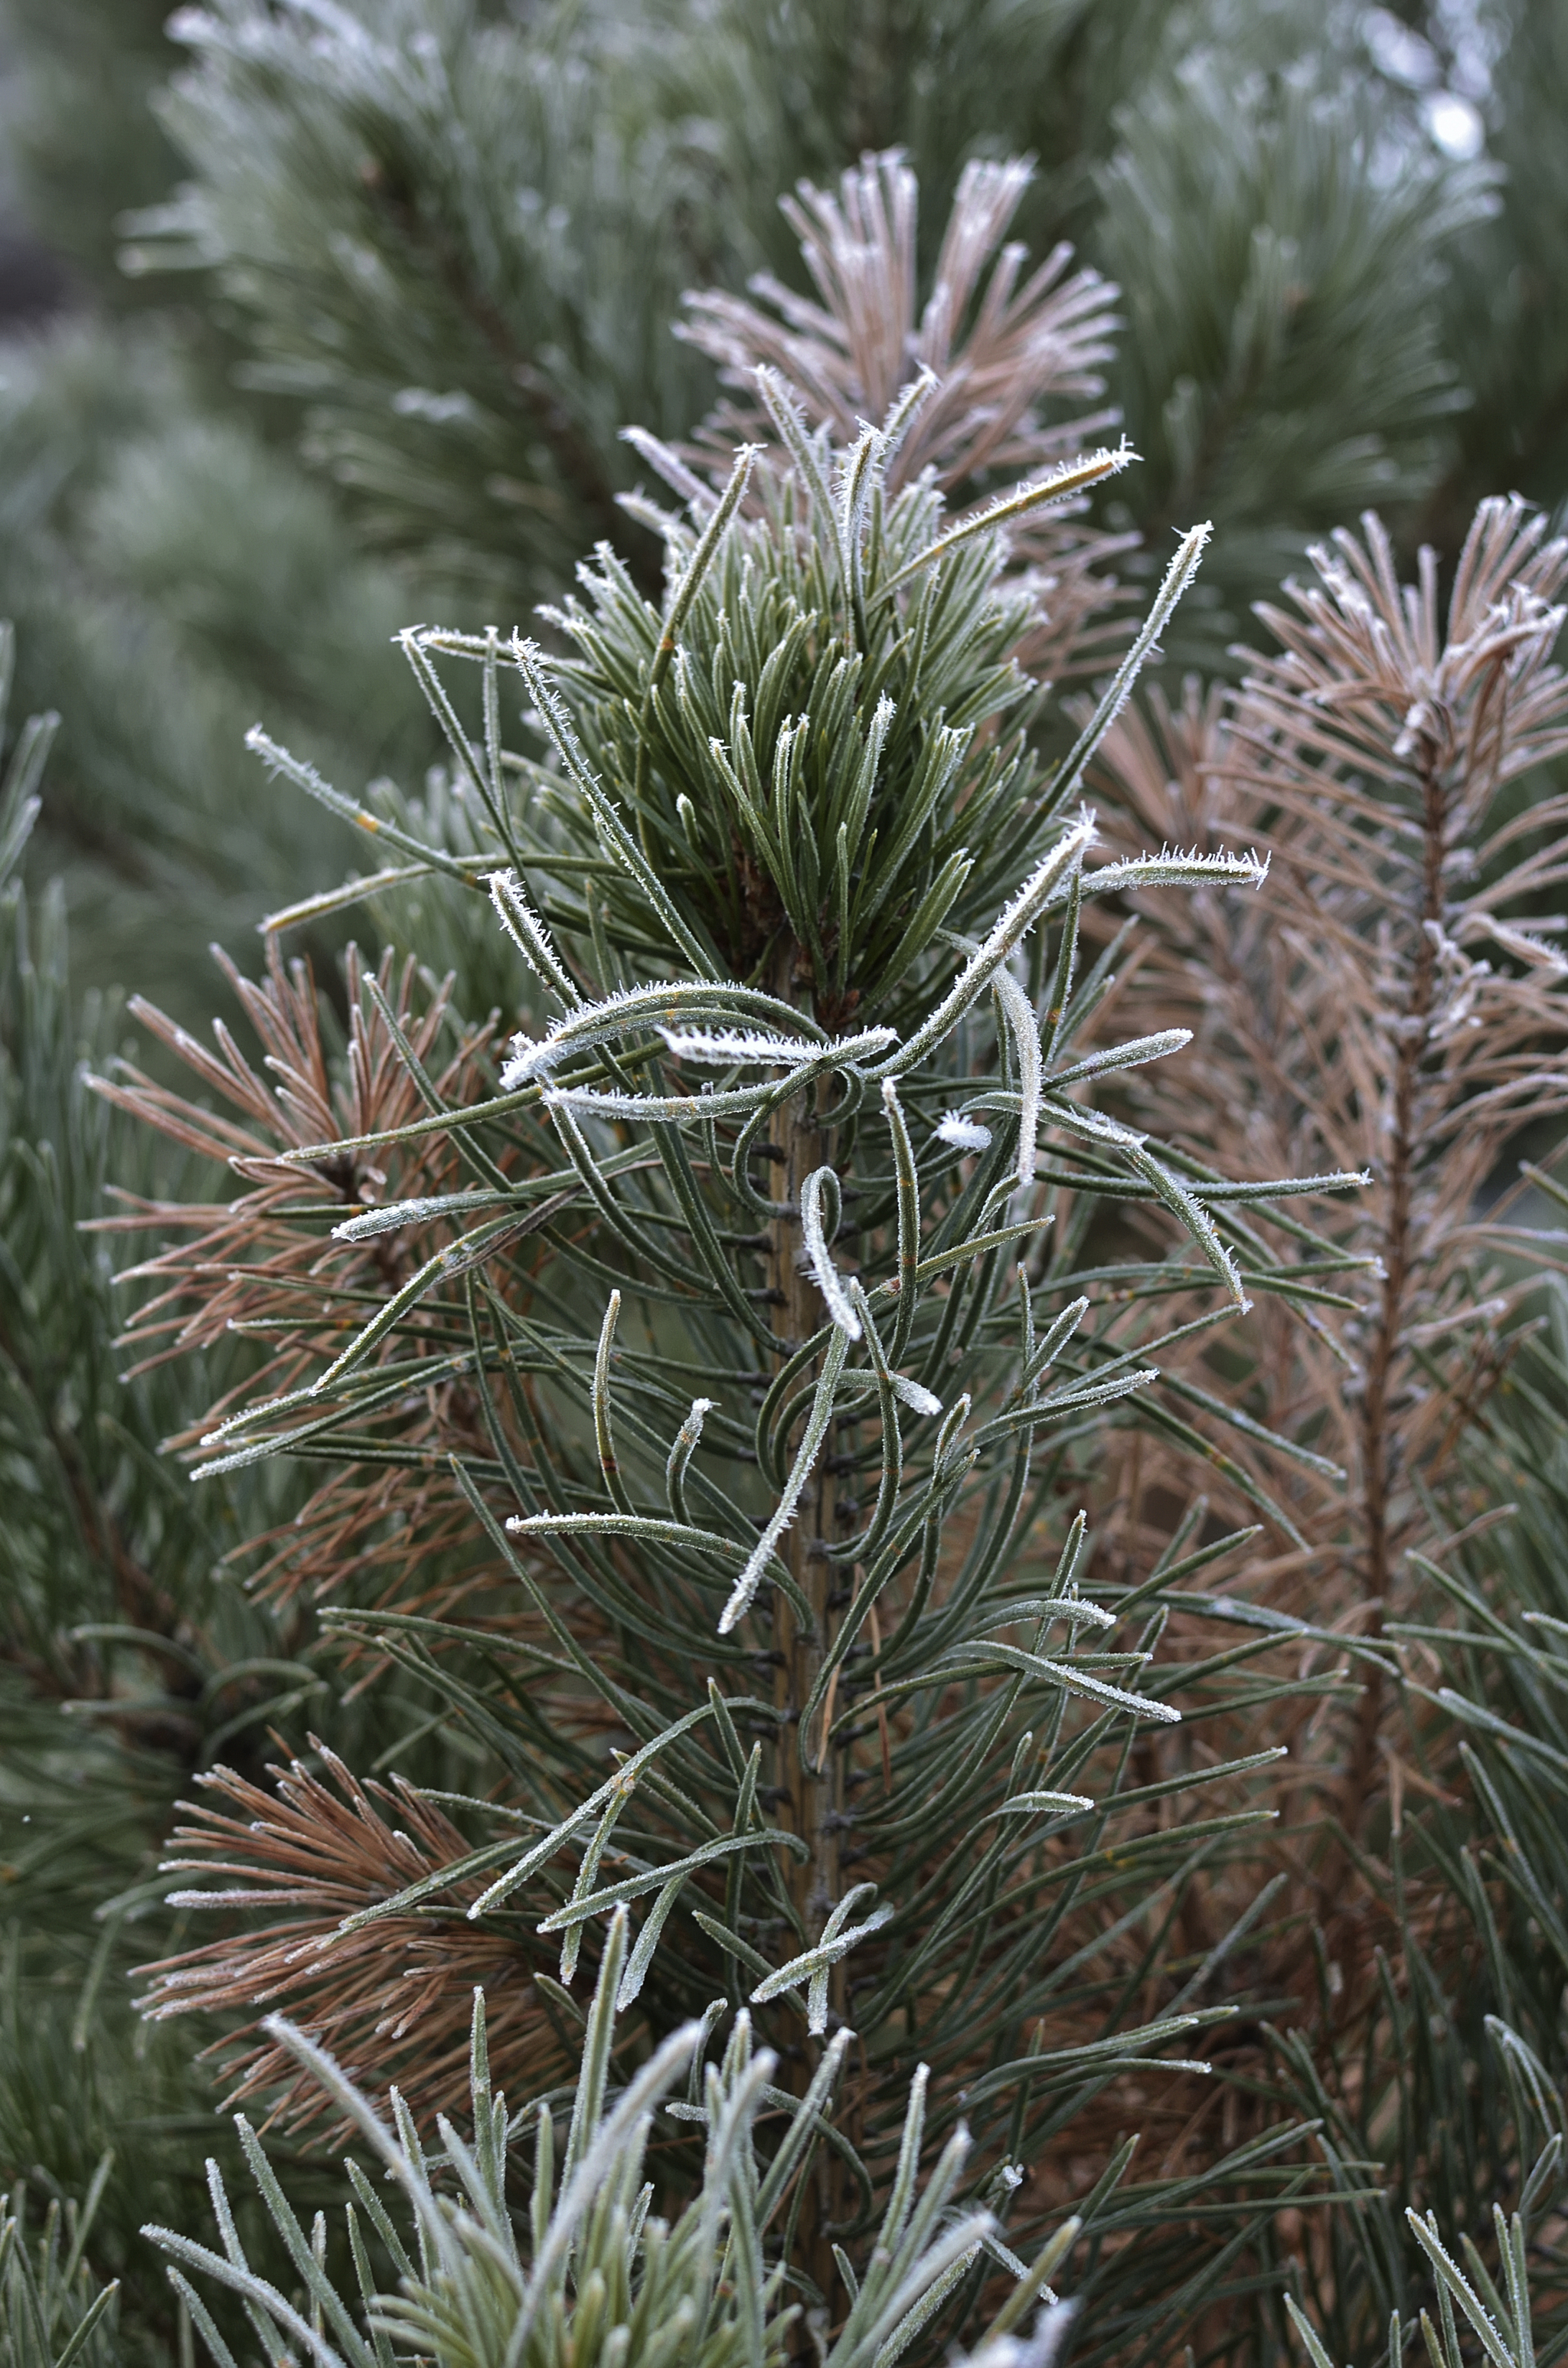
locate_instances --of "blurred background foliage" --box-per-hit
[1,0,1564,1017]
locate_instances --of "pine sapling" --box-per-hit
[107,380,1351,2348]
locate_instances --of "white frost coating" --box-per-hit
[1044,523,1212,807]
[668,1392,717,1464]
[1083,845,1269,898]
[1047,1027,1193,1091]
[1000,1787,1099,1811]
[500,1031,547,1091]
[851,692,896,806]
[1024,1296,1089,1389]
[937,1112,993,1151]
[880,811,1098,1077]
[846,1277,941,1418]
[541,1078,808,1123]
[801,1166,861,1341]
[718,1327,849,1634]
[486,868,581,1007]
[662,1025,826,1067]
[332,1192,500,1241]
[1460,910,1568,977]
[498,978,818,1091]
[618,422,718,516]
[888,440,1136,588]
[538,1022,903,1122]
[1047,1100,1149,1150]
[749,1895,896,2034]
[660,1022,897,1068]
[991,965,1043,1186]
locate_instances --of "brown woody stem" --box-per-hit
[765,939,848,2314]
[1342,746,1447,1839]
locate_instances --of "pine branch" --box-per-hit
[107,386,1347,2348]
[1084,496,1568,2357]
[675,149,1135,688]
[139,1745,576,2139]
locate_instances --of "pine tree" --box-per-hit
[1079,498,1568,2353]
[96,331,1374,2360]
[2,2,1568,2361]
[103,355,1568,2368]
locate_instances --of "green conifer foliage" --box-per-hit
[129,0,728,613]
[1417,0,1568,548]
[1,2154,122,2368]
[0,0,178,302]
[0,629,278,2347]
[106,378,1391,2360]
[1093,44,1493,659]
[0,321,433,1013]
[0,633,500,2353]
[1,4,1567,2361]
[148,1921,1096,2368]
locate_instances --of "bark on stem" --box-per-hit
[1341,746,1448,1839]
[765,940,848,2311]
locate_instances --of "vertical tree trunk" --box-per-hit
[1341,748,1447,1840]
[765,938,847,2322]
